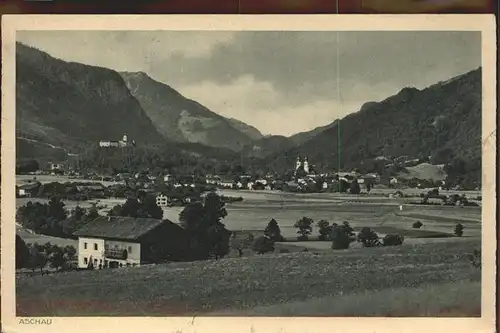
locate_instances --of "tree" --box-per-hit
[48,246,67,271]
[64,245,77,261]
[412,221,423,229]
[357,227,381,247]
[349,179,361,194]
[382,234,404,246]
[252,236,275,254]
[47,196,68,221]
[16,235,30,269]
[109,195,163,219]
[179,192,231,260]
[430,148,454,165]
[317,220,332,241]
[330,222,355,250]
[16,159,40,174]
[72,206,86,220]
[454,223,464,237]
[264,218,283,242]
[86,205,100,221]
[293,217,314,240]
[28,246,48,273]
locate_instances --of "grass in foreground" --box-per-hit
[16,239,480,317]
[210,280,481,317]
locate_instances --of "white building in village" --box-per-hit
[156,193,169,207]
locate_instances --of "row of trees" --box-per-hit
[16,236,77,272]
[108,193,163,219]
[16,197,99,238]
[248,218,406,255]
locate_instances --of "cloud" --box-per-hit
[17,30,481,135]
[17,30,236,72]
[178,76,399,136]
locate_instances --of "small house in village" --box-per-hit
[156,193,169,207]
[16,182,41,198]
[219,178,235,189]
[76,183,107,198]
[73,216,189,269]
[49,162,65,171]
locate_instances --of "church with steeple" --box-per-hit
[294,156,310,176]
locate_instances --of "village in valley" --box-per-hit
[14,30,484,317]
[15,138,481,272]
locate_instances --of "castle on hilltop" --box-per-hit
[99,134,135,148]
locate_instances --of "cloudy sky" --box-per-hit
[17,30,481,136]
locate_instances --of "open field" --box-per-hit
[15,178,482,316]
[16,186,481,242]
[16,239,481,316]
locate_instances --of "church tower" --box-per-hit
[303,157,309,174]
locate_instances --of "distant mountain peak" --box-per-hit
[119,71,262,150]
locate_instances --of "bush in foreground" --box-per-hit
[454,223,464,237]
[317,220,333,241]
[412,221,423,229]
[294,217,314,241]
[264,218,284,242]
[252,236,275,254]
[468,248,481,268]
[357,227,381,248]
[331,222,355,250]
[382,234,404,246]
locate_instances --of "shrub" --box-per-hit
[279,249,290,253]
[317,220,332,241]
[293,217,314,240]
[382,234,404,246]
[412,221,423,229]
[349,179,361,194]
[357,227,381,247]
[454,223,464,237]
[330,222,355,250]
[252,236,275,254]
[468,248,481,268]
[264,218,284,242]
[16,235,30,269]
[48,247,67,271]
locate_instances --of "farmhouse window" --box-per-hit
[94,243,98,251]
[128,246,132,254]
[84,242,87,249]
[84,257,88,265]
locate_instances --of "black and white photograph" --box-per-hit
[1,14,496,333]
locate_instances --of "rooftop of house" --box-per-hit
[18,182,41,190]
[73,216,179,241]
[76,184,106,191]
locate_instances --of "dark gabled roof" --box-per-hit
[73,216,177,241]
[18,182,41,190]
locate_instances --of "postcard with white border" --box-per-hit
[1,14,497,333]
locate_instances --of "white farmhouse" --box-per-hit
[73,216,187,269]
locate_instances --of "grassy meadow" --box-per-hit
[16,239,481,316]
[15,176,482,316]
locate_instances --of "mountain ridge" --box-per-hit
[119,71,261,151]
[16,42,165,151]
[263,67,482,184]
